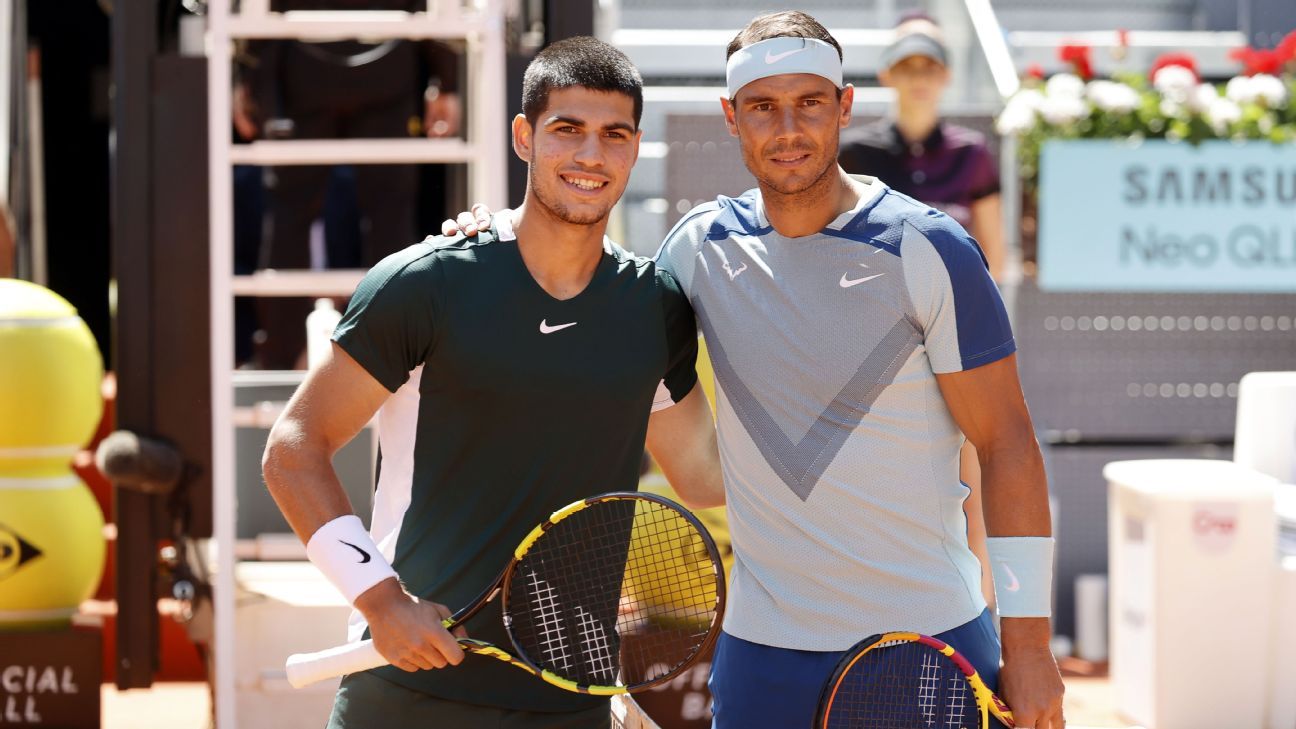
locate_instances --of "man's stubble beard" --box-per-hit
[528,158,611,227]
[740,124,842,200]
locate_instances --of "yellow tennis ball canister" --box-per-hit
[0,279,104,475]
[0,471,107,628]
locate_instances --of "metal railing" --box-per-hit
[205,3,508,726]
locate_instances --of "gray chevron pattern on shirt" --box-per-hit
[696,299,922,500]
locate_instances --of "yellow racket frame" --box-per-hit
[439,492,726,695]
[818,631,1016,728]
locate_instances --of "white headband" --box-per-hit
[725,36,844,98]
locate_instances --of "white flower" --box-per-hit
[1250,74,1288,107]
[996,100,1038,135]
[996,89,1049,135]
[1187,83,1219,113]
[1160,98,1186,119]
[1152,65,1196,100]
[1011,88,1047,111]
[1045,73,1086,99]
[1205,98,1241,134]
[1086,80,1141,113]
[1040,94,1089,126]
[1225,75,1257,104]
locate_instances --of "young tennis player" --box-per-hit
[262,37,723,729]
[446,12,1065,729]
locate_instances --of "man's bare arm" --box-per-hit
[646,384,725,510]
[263,343,465,670]
[936,355,1048,537]
[263,344,390,540]
[936,354,1064,729]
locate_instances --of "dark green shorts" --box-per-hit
[326,672,612,729]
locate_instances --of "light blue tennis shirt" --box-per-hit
[655,177,1016,650]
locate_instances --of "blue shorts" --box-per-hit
[709,609,1003,729]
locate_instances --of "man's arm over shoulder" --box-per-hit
[647,384,724,510]
[645,267,723,510]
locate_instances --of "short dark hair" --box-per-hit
[522,36,644,129]
[725,11,843,62]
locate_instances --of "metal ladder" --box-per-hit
[204,2,508,725]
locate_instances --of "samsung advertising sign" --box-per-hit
[1038,140,1296,292]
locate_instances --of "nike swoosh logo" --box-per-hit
[339,539,372,564]
[1000,563,1021,592]
[839,272,885,288]
[539,319,578,334]
[765,47,808,64]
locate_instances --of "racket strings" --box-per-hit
[506,498,721,689]
[525,569,573,672]
[824,642,982,729]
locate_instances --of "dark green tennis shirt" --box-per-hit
[332,218,698,713]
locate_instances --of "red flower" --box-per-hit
[1025,63,1046,81]
[1278,30,1296,63]
[1230,46,1284,76]
[1149,52,1198,83]
[1059,44,1093,80]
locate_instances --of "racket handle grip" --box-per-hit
[285,639,387,688]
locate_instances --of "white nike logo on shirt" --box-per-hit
[539,319,577,334]
[839,270,885,288]
[765,47,808,64]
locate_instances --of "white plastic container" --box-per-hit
[1105,459,1277,729]
[305,298,341,370]
[1235,372,1296,485]
[1074,573,1108,662]
[1269,556,1296,729]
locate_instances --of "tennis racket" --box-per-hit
[815,632,1015,729]
[285,492,726,695]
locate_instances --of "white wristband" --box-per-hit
[986,536,1054,618]
[305,515,398,604]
